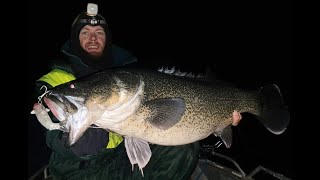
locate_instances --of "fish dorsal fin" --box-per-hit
[124,136,152,176]
[145,98,185,130]
[157,66,208,79]
[216,125,233,148]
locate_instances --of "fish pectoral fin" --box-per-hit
[217,125,233,148]
[145,98,185,130]
[124,137,152,176]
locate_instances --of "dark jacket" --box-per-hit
[34,41,200,180]
[52,40,138,78]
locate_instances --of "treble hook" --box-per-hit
[38,85,52,104]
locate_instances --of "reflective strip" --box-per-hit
[107,132,124,149]
[38,69,76,87]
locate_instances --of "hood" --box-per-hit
[60,40,114,78]
[60,41,138,78]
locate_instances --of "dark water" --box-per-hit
[28,0,293,178]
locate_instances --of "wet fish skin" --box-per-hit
[37,67,290,174]
[43,67,289,147]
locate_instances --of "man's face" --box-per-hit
[79,25,106,57]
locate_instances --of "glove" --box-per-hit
[59,128,109,157]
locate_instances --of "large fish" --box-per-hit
[34,67,290,174]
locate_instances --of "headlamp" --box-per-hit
[87,3,98,16]
[72,3,107,27]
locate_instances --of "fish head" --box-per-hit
[42,72,117,146]
[42,70,144,146]
[43,91,93,146]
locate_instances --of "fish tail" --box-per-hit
[258,84,290,135]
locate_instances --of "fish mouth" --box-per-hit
[43,93,78,121]
[43,93,89,146]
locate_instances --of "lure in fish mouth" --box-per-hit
[30,85,71,132]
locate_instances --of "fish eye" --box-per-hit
[70,84,75,89]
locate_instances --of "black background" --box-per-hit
[27,0,293,179]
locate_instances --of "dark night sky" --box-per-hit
[28,0,293,179]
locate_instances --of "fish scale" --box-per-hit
[89,70,260,145]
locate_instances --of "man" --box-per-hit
[33,3,200,179]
